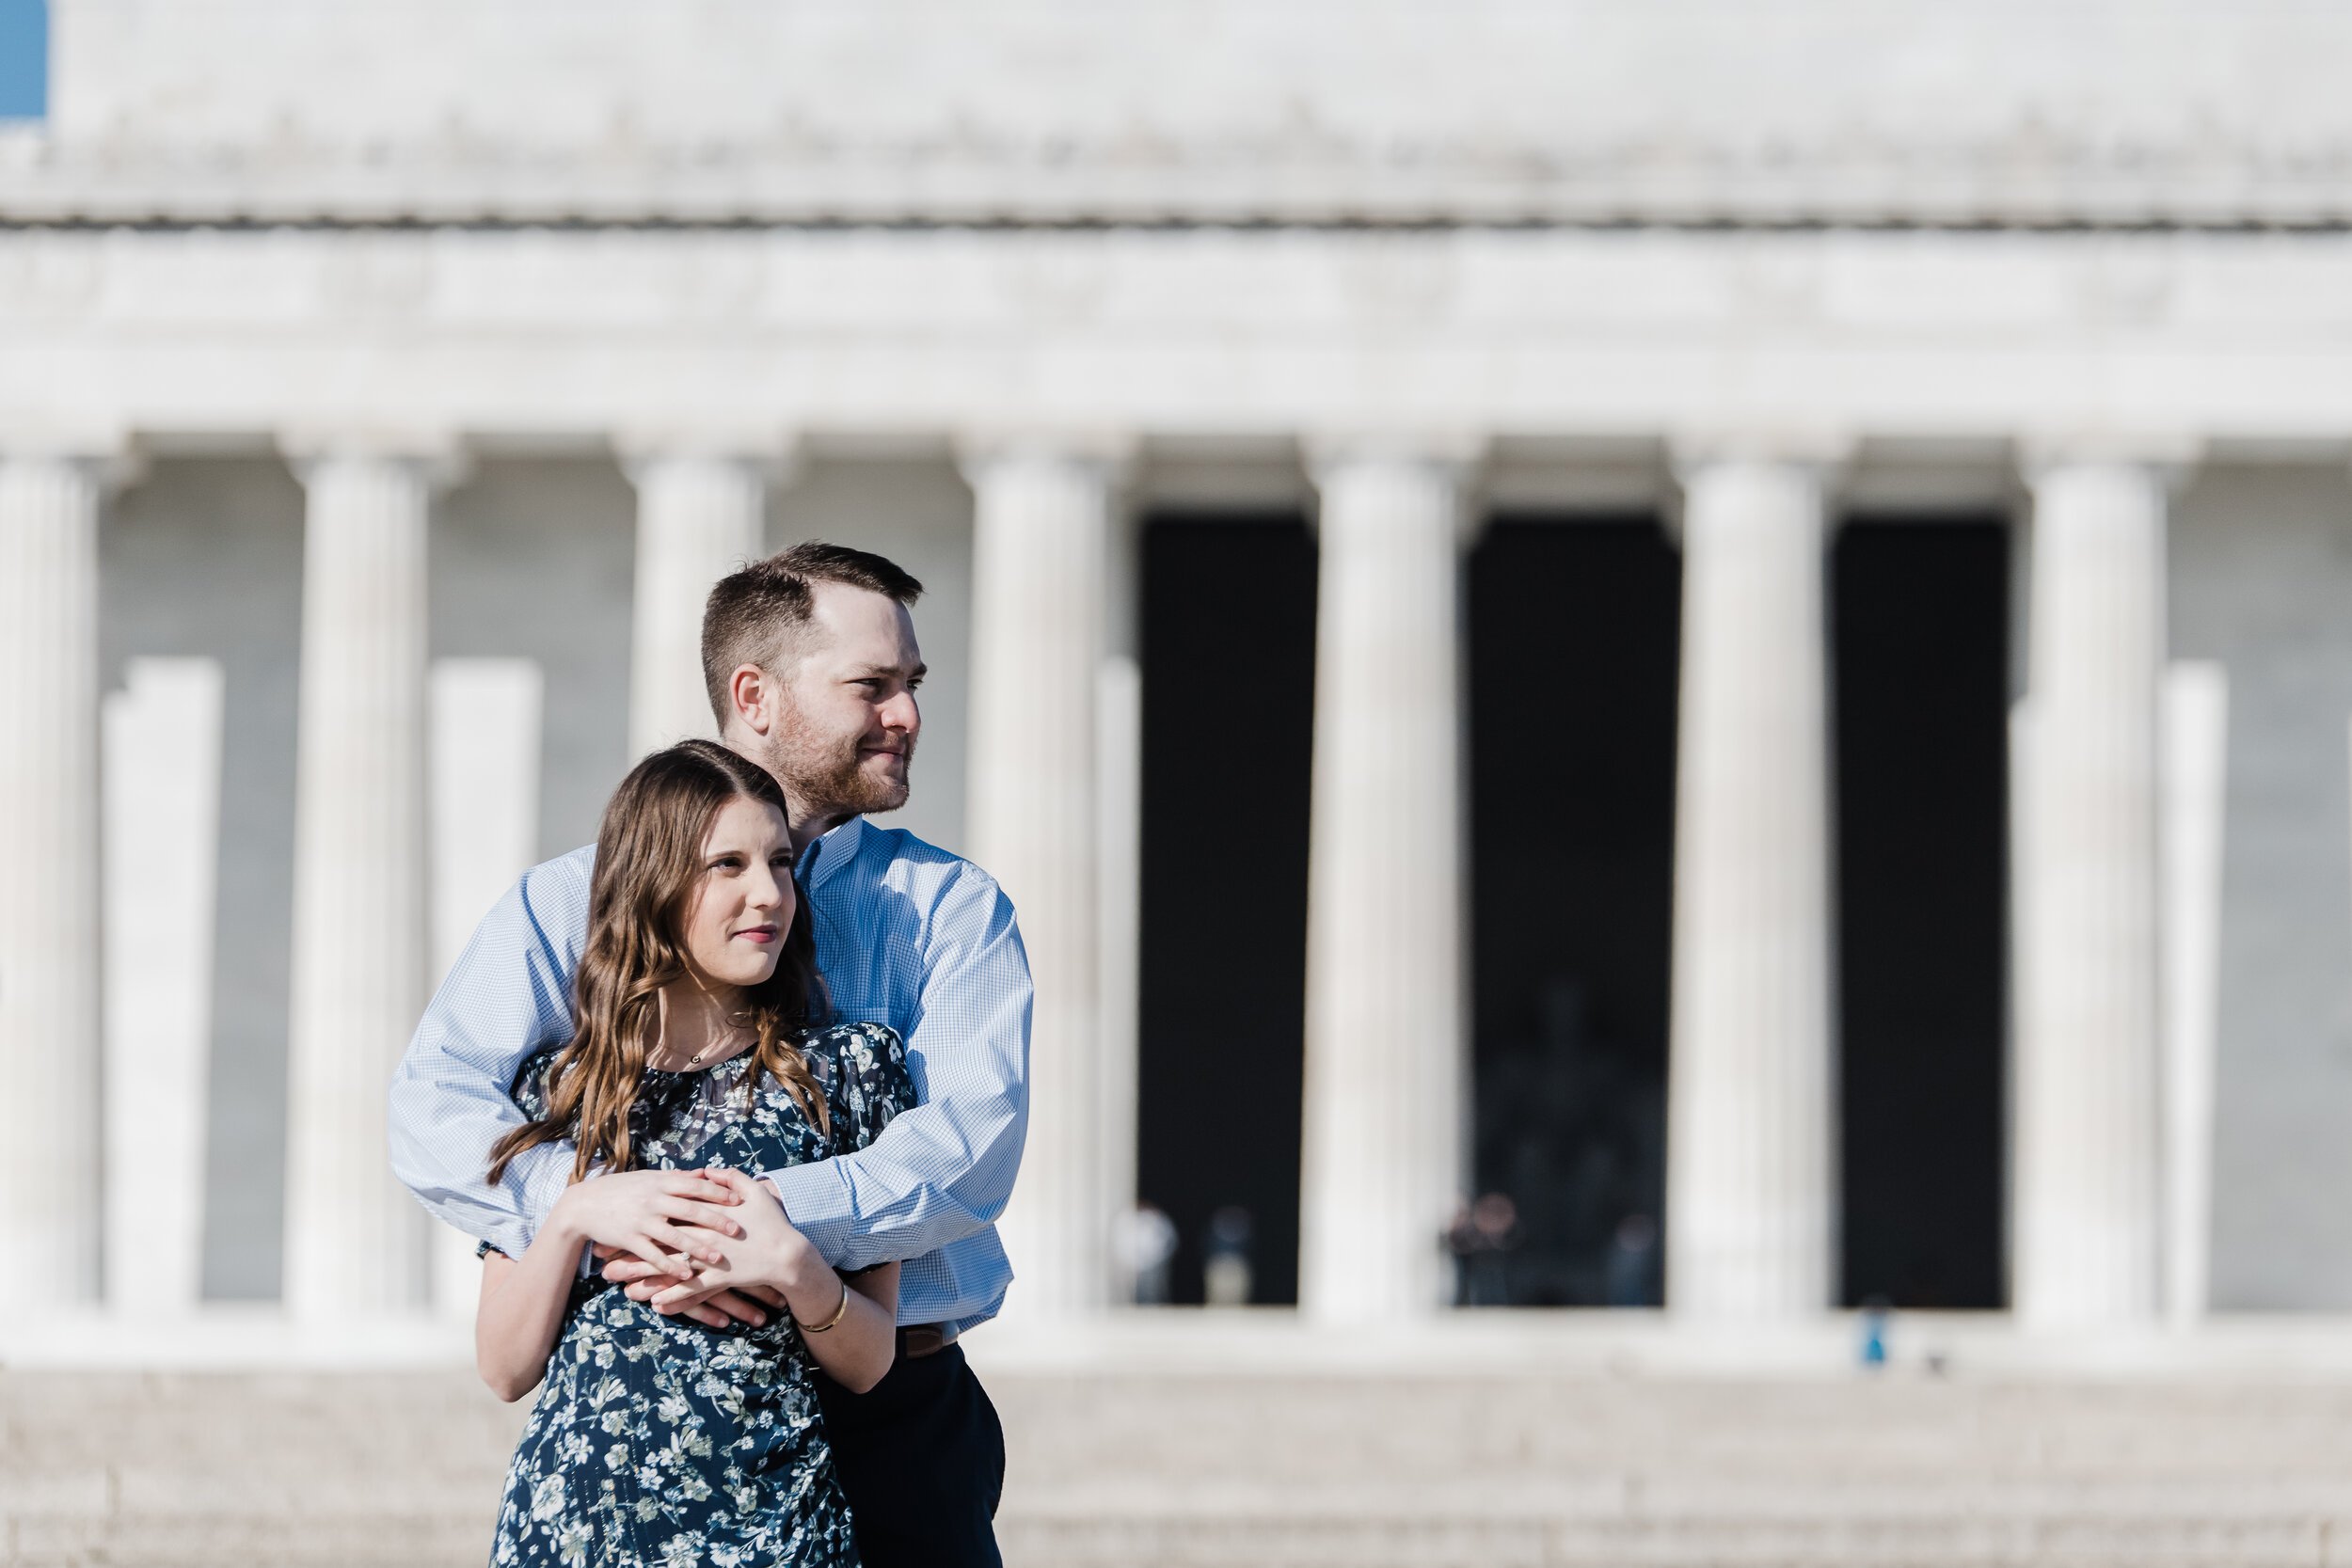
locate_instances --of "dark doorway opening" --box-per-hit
[1464,516,1682,1306]
[1136,515,1317,1305]
[1832,516,2010,1309]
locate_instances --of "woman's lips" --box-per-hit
[735,927,778,944]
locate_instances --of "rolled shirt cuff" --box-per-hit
[764,1160,858,1271]
[516,1148,575,1251]
[514,1148,597,1278]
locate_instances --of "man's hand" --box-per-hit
[596,1244,787,1330]
[550,1166,745,1276]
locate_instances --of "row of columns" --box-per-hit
[0,431,2185,1328]
[0,437,794,1318]
[1664,444,2183,1326]
[1284,438,2185,1327]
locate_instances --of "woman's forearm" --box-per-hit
[475,1211,588,1402]
[784,1262,898,1394]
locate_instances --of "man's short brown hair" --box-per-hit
[700,541,925,725]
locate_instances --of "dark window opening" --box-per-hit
[1465,516,1681,1307]
[1832,516,2010,1310]
[1136,515,1316,1305]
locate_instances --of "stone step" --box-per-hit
[1000,1513,2347,1568]
[13,1367,2352,1566]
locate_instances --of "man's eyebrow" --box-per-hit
[846,661,927,679]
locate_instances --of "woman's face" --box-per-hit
[677,795,797,992]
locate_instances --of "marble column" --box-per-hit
[1664,450,1839,1322]
[2012,452,2177,1327]
[103,657,227,1313]
[625,451,779,757]
[426,657,546,1320]
[1298,443,1478,1323]
[2159,661,2226,1328]
[1095,654,1144,1288]
[280,445,446,1318]
[961,441,1127,1318]
[0,448,120,1310]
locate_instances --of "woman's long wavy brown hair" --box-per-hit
[486,739,829,1186]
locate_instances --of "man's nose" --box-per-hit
[880,689,920,735]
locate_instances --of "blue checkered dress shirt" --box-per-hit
[388,815,1031,1332]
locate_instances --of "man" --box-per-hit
[389,541,1030,1568]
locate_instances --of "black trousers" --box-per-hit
[813,1342,1006,1568]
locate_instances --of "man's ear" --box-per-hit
[726,663,775,736]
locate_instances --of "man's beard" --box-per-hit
[766,714,914,823]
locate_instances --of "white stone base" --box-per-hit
[18,1307,2352,1381]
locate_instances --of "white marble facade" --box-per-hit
[8,0,2352,1331]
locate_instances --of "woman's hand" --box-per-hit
[649,1170,895,1387]
[548,1167,746,1277]
[650,1168,833,1317]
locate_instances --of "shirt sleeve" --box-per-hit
[386,848,594,1259]
[765,866,1032,1275]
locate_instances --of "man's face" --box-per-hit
[761,581,924,822]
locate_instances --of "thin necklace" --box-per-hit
[664,1011,755,1071]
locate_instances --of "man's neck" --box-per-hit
[787,807,850,855]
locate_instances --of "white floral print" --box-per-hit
[486,1022,914,1568]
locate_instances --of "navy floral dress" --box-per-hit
[488,1021,914,1568]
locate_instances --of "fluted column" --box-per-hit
[1298,442,1479,1323]
[625,450,783,757]
[961,440,1128,1318]
[0,447,123,1310]
[1665,449,1840,1322]
[2012,451,2180,1327]
[280,444,448,1317]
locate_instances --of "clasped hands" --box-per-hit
[551,1165,826,1332]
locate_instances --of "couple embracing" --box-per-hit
[389,543,1028,1568]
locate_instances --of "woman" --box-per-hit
[474,738,914,1567]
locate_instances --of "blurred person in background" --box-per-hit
[1444,1193,1520,1307]
[1114,1201,1179,1306]
[1605,1212,1661,1308]
[471,739,913,1565]
[1203,1205,1255,1307]
[390,543,1033,1568]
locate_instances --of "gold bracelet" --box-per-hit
[797,1276,851,1334]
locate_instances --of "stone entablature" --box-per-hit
[12,0,2352,227]
[5,228,2352,451]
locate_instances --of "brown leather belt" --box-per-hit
[898,1323,958,1359]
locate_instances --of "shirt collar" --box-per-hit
[798,815,866,889]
